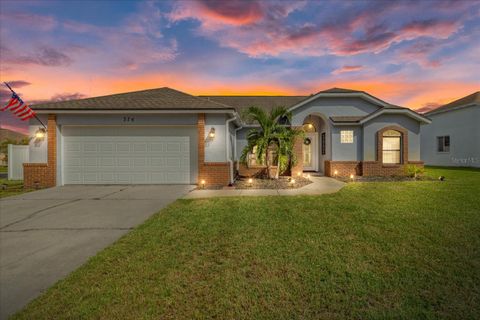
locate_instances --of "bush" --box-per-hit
[405,164,425,179]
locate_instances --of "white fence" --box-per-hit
[8,144,29,180]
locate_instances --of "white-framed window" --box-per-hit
[340,130,353,143]
[437,136,450,153]
[382,130,402,164]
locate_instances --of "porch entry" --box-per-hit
[303,132,318,171]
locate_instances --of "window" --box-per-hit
[382,130,402,164]
[437,136,450,152]
[321,132,326,155]
[340,130,353,143]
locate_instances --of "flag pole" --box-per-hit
[3,82,47,130]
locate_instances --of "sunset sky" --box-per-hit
[1,0,479,133]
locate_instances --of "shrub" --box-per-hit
[405,164,425,179]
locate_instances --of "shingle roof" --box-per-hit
[200,95,307,119]
[330,116,364,123]
[31,87,234,111]
[319,87,363,94]
[426,91,480,115]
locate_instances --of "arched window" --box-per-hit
[382,130,402,164]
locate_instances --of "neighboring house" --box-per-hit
[420,91,480,168]
[24,87,430,188]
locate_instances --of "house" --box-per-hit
[24,87,431,188]
[420,91,480,168]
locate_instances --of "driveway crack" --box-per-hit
[0,199,81,230]
[1,227,133,232]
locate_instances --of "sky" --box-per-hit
[1,0,479,133]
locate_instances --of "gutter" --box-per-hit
[226,113,240,184]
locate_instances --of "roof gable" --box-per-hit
[426,91,480,116]
[31,87,234,111]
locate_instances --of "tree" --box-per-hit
[240,106,302,179]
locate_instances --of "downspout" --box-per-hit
[225,114,239,184]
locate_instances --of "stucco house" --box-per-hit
[24,87,431,188]
[421,91,480,168]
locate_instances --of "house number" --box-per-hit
[123,116,135,122]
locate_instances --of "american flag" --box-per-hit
[1,92,36,121]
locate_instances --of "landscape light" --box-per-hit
[306,174,311,179]
[200,179,206,188]
[290,178,296,184]
[297,172,301,177]
[350,174,355,180]
[334,170,338,176]
[248,178,253,184]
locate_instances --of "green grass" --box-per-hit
[0,166,7,173]
[13,167,480,319]
[0,179,31,198]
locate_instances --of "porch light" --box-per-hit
[208,127,216,139]
[35,128,46,140]
[307,123,313,129]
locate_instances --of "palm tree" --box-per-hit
[272,126,303,179]
[240,106,302,179]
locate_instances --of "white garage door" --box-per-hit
[63,127,191,184]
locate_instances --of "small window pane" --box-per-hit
[321,132,326,155]
[340,130,353,143]
[437,136,450,152]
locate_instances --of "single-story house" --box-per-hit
[25,87,431,187]
[421,91,479,168]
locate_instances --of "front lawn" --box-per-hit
[13,167,480,319]
[0,179,31,198]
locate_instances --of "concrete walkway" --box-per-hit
[184,176,345,199]
[0,185,194,319]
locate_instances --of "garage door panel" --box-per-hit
[63,127,192,184]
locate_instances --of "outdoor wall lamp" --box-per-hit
[208,127,215,139]
[35,128,46,140]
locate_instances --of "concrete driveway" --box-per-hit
[0,185,194,319]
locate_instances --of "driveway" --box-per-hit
[0,185,194,319]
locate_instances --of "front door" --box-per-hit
[303,132,318,171]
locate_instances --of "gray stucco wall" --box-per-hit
[331,126,362,161]
[363,114,422,161]
[421,105,479,167]
[235,127,250,161]
[204,114,227,162]
[28,114,48,163]
[291,97,380,126]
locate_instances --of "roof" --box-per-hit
[426,91,480,116]
[200,95,306,122]
[31,87,234,111]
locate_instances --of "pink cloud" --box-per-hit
[332,65,364,75]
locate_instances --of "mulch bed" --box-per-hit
[234,176,312,189]
[334,175,439,183]
[196,176,313,190]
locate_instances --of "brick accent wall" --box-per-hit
[325,161,362,177]
[23,115,57,188]
[197,113,231,186]
[362,125,409,176]
[325,126,424,177]
[291,127,304,177]
[23,163,50,188]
